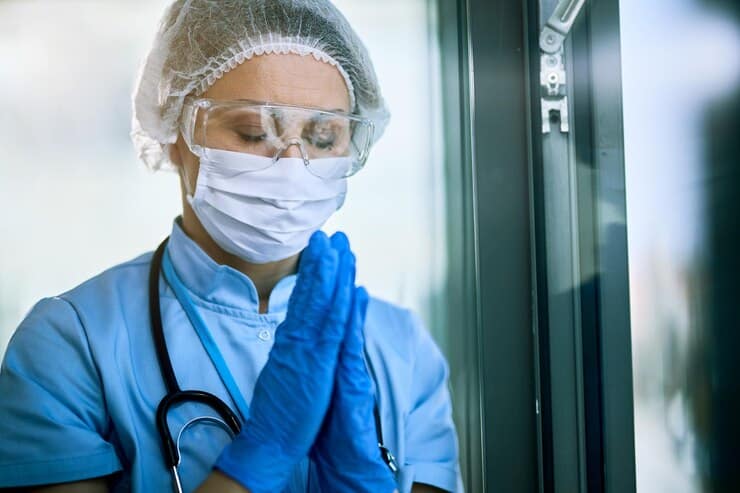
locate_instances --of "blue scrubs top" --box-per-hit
[0,221,463,492]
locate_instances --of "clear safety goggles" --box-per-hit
[180,97,375,180]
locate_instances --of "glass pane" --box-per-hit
[620,0,740,491]
[0,0,446,358]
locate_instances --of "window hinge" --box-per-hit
[539,0,586,134]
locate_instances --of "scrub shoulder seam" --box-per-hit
[56,252,154,298]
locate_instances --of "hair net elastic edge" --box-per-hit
[133,42,364,171]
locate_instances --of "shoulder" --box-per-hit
[58,252,153,307]
[365,296,417,360]
[365,296,418,338]
[17,251,153,320]
[364,295,446,373]
[47,252,154,328]
[6,252,155,360]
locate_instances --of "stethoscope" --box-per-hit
[148,238,398,492]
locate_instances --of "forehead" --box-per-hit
[203,53,351,113]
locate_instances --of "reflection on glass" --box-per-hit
[621,0,740,491]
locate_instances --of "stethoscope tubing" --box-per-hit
[149,239,242,472]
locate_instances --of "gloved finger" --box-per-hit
[322,246,355,341]
[306,247,341,316]
[293,231,349,318]
[284,250,339,338]
[289,231,337,316]
[298,230,331,277]
[346,286,369,353]
[329,231,350,254]
[337,286,372,394]
[291,231,330,308]
[327,230,354,328]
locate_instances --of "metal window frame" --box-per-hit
[437,0,636,491]
[571,1,637,491]
[438,0,540,491]
[531,0,636,491]
[436,0,485,490]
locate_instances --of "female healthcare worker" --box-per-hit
[0,1,462,492]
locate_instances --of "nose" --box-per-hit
[279,142,304,159]
[276,139,310,165]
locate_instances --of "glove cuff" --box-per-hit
[214,433,297,493]
[314,466,398,493]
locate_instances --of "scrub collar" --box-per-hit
[166,218,297,315]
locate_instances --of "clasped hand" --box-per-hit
[214,231,397,493]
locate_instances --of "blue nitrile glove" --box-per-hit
[215,231,356,493]
[311,286,399,493]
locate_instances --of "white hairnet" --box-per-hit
[132,0,390,170]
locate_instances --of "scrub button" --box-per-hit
[258,329,272,341]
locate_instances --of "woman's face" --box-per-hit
[171,53,352,192]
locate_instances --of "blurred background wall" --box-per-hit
[621,0,740,490]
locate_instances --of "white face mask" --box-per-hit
[185,148,348,264]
